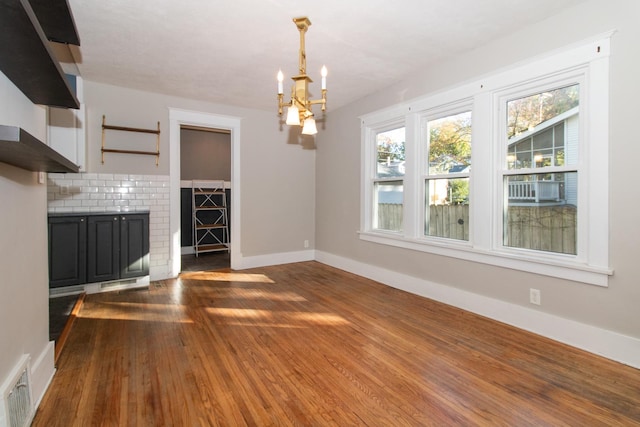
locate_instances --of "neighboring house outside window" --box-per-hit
[503,87,579,255]
[360,35,611,286]
[373,125,405,232]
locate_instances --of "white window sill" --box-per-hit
[358,231,612,287]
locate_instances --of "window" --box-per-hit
[502,84,579,255]
[423,110,472,241]
[373,126,405,232]
[360,35,611,286]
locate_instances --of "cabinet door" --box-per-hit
[48,216,86,288]
[120,214,149,279]
[87,215,120,283]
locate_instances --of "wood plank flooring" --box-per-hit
[33,261,640,426]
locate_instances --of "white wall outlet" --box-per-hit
[60,185,69,195]
[304,240,309,248]
[530,288,541,305]
[38,171,45,184]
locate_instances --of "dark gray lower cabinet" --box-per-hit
[48,216,87,288]
[119,214,150,279]
[87,215,120,283]
[49,213,149,288]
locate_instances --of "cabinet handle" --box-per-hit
[121,216,126,221]
[114,217,118,221]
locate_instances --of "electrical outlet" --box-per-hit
[304,240,309,248]
[530,288,541,305]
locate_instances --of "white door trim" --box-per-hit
[168,108,242,276]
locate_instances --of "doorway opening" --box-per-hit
[169,108,241,277]
[179,126,231,272]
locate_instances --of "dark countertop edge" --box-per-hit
[48,210,150,217]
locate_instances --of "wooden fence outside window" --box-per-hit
[377,204,576,254]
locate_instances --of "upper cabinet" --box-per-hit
[0,0,80,108]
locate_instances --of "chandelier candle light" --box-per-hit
[277,17,327,135]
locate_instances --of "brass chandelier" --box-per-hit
[277,17,327,135]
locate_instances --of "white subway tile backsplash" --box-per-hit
[48,172,172,277]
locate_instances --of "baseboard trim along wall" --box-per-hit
[30,341,56,410]
[238,249,315,270]
[314,250,640,369]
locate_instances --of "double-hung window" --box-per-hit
[423,108,472,241]
[501,83,580,255]
[360,34,611,286]
[372,125,405,232]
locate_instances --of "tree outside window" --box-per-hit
[425,111,472,240]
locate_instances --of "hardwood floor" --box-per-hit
[33,261,640,426]
[181,251,230,272]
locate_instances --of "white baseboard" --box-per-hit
[84,276,150,294]
[30,341,55,410]
[238,249,315,270]
[315,250,640,369]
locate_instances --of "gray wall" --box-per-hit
[0,73,52,405]
[180,128,231,181]
[83,81,316,257]
[315,0,640,340]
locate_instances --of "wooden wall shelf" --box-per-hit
[101,116,161,166]
[0,0,79,108]
[29,0,81,45]
[0,125,80,173]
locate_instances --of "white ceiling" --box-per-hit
[61,0,586,112]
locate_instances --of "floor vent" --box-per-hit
[101,278,136,290]
[0,355,33,427]
[49,284,85,297]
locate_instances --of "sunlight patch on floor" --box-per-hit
[77,301,193,323]
[179,271,275,283]
[205,307,350,327]
[198,287,308,302]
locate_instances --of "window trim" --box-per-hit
[495,75,583,260]
[420,102,473,241]
[360,33,613,287]
[363,118,406,235]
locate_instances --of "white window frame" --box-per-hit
[362,118,408,235]
[359,33,613,286]
[420,101,473,242]
[495,75,583,259]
